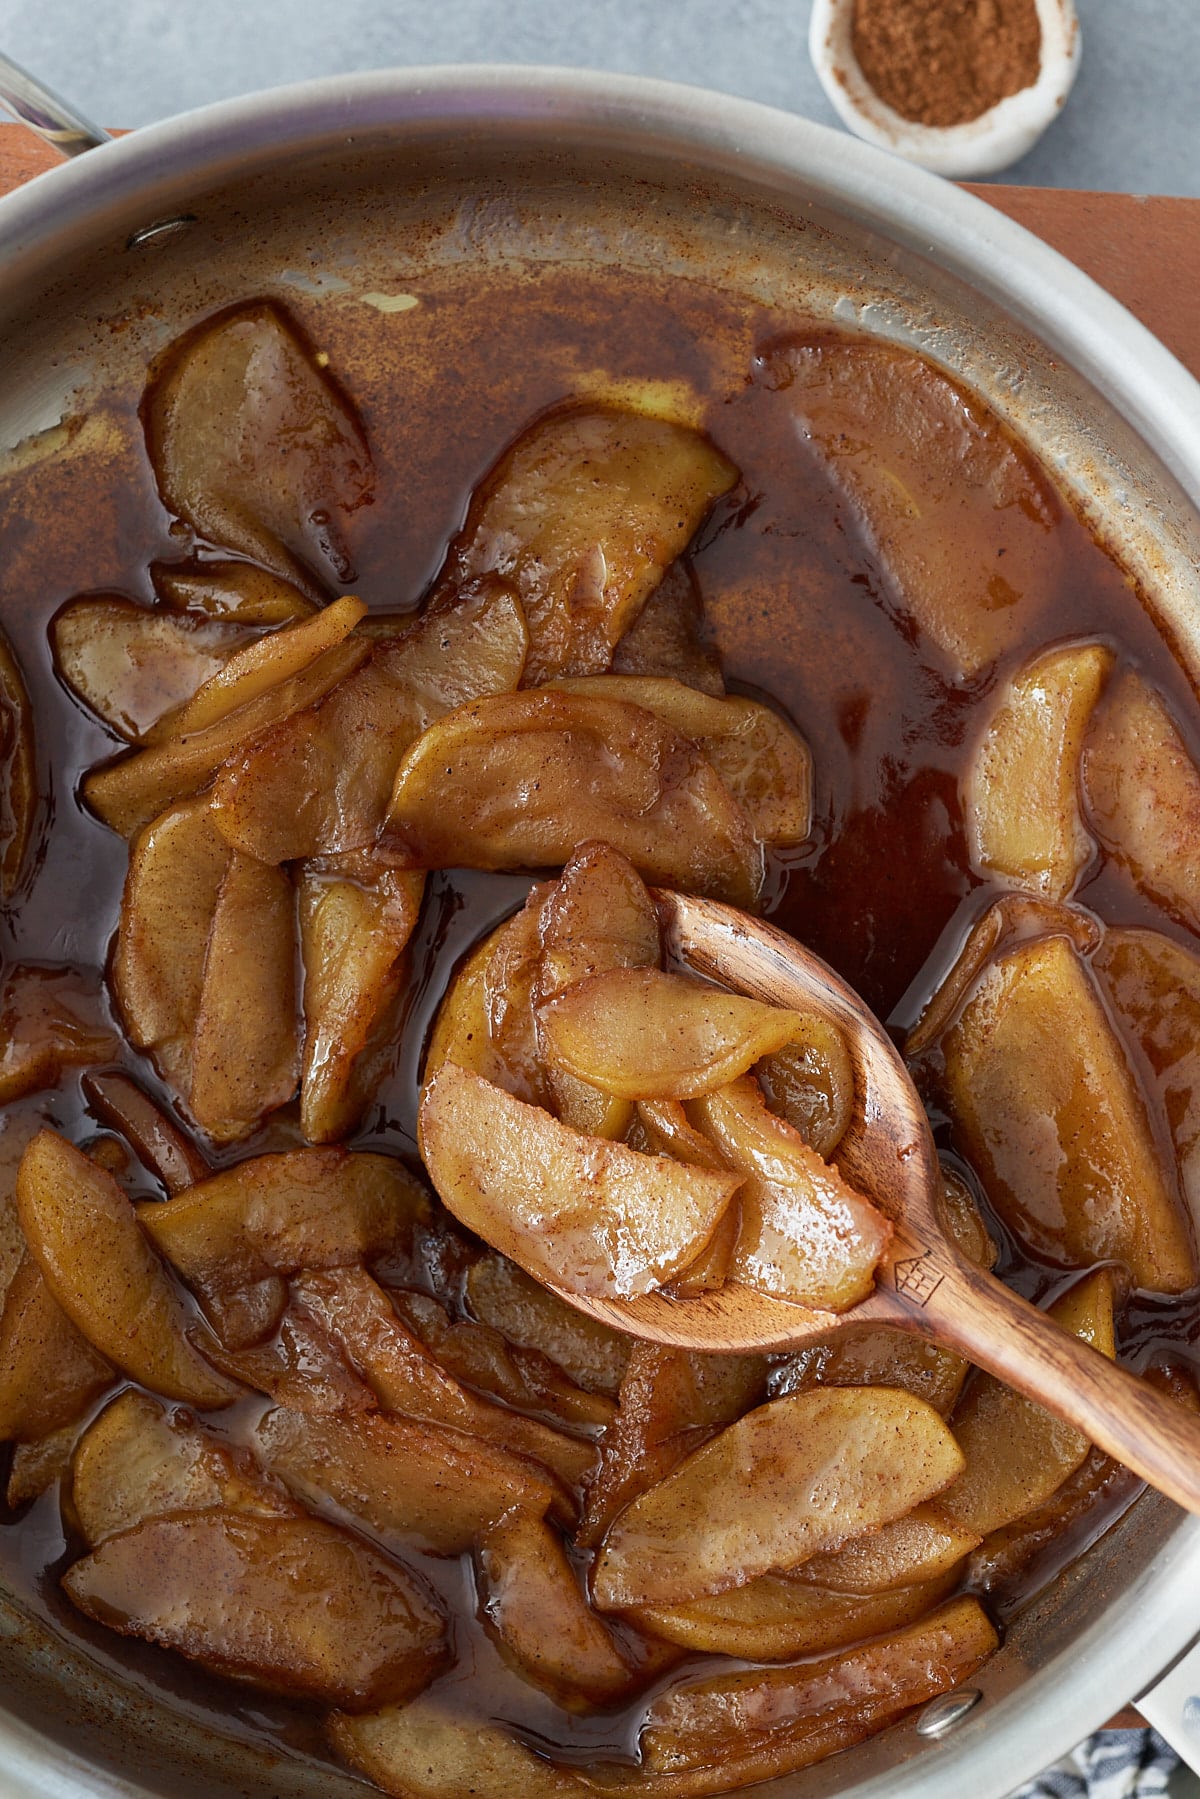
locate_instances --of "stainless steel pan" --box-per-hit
[0,58,1199,1799]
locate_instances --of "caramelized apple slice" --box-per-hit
[612,559,724,695]
[0,1254,113,1441]
[329,1700,589,1798]
[534,842,660,1138]
[790,1505,978,1595]
[754,1018,855,1158]
[299,857,425,1142]
[139,1147,429,1336]
[1084,669,1200,931]
[293,1267,595,1490]
[189,851,299,1140]
[111,794,231,1091]
[64,1510,446,1710]
[592,1386,964,1610]
[551,676,812,844]
[202,1303,376,1411]
[628,1596,998,1793]
[688,1075,890,1311]
[423,898,550,1111]
[82,1072,210,1196]
[759,335,1062,677]
[540,968,807,1101]
[967,641,1113,899]
[212,583,528,864]
[1094,927,1200,1215]
[153,559,317,624]
[387,689,762,907]
[53,596,254,741]
[84,635,369,839]
[0,967,118,1104]
[478,1510,635,1707]
[431,403,736,686]
[578,1343,766,1550]
[255,1406,564,1553]
[631,1568,956,1661]
[934,1271,1116,1537]
[420,1064,742,1300]
[146,301,374,593]
[15,1131,235,1407]
[465,1253,630,1398]
[632,1101,741,1296]
[941,931,1196,1290]
[148,593,365,743]
[7,1421,83,1507]
[71,1389,297,1543]
[0,627,36,896]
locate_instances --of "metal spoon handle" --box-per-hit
[0,52,110,158]
[917,1258,1200,1516]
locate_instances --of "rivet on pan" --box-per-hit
[126,215,197,250]
[915,1689,983,1738]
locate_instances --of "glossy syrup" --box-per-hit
[1,261,1199,1777]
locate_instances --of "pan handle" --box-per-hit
[1135,1634,1200,1776]
[0,52,110,158]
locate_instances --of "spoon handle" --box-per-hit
[914,1258,1200,1515]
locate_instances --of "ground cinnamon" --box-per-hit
[851,0,1043,128]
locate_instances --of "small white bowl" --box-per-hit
[809,0,1081,178]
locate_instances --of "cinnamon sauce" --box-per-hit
[0,262,1198,1773]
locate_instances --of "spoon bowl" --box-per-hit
[551,889,1200,1517]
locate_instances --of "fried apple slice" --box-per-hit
[293,1267,595,1489]
[16,1131,236,1407]
[0,966,118,1104]
[630,1568,957,1661]
[628,1596,998,1793]
[933,1270,1116,1538]
[84,634,369,839]
[390,1287,614,1434]
[148,593,365,743]
[139,1147,429,1336]
[592,1386,964,1610]
[387,690,762,908]
[188,850,299,1140]
[465,1253,630,1397]
[420,1064,742,1300]
[299,857,425,1143]
[755,1017,855,1158]
[789,1505,978,1595]
[146,301,374,593]
[540,968,807,1101]
[632,1100,741,1296]
[7,1420,82,1507]
[0,1253,113,1441]
[431,404,737,686]
[1094,927,1200,1215]
[111,794,231,1091]
[578,1343,767,1550]
[688,1075,890,1311]
[612,559,724,695]
[82,1071,210,1196]
[211,583,527,864]
[202,1303,376,1411]
[1084,669,1200,930]
[71,1389,297,1544]
[329,1700,589,1799]
[152,559,317,624]
[967,641,1113,899]
[551,676,812,845]
[0,627,36,897]
[53,596,254,741]
[255,1407,563,1553]
[64,1510,445,1710]
[478,1510,635,1707]
[941,931,1196,1290]
[760,335,1062,678]
[534,842,660,1138]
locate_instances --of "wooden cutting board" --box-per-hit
[0,126,1196,378]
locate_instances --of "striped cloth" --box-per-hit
[1011,1730,1180,1798]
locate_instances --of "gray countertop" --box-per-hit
[0,0,1196,194]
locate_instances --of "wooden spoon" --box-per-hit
[561,889,1200,1517]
